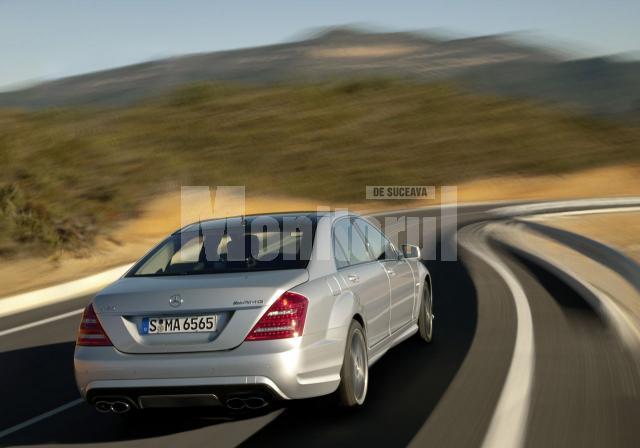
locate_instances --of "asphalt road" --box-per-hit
[1,202,639,447]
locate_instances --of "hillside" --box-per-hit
[0,27,559,107]
[1,80,639,258]
[0,28,638,117]
[461,58,640,117]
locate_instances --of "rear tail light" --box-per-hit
[245,291,308,341]
[76,303,112,346]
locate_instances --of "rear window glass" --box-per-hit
[129,214,317,276]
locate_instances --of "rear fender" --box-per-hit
[328,290,362,333]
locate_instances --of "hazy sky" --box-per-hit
[1,0,638,90]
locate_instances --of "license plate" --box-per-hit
[141,315,217,334]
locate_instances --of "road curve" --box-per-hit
[1,201,639,447]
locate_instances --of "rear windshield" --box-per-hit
[128,214,317,277]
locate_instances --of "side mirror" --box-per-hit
[401,244,421,260]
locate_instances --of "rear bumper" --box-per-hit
[86,384,279,410]
[74,328,346,402]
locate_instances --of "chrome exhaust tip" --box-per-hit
[245,397,268,410]
[225,396,269,411]
[94,399,132,414]
[95,401,112,413]
[225,397,246,411]
[111,401,131,414]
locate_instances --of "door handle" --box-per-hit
[347,274,360,283]
[386,269,396,277]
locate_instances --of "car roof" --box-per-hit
[175,211,341,234]
[175,210,368,234]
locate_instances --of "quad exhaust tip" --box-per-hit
[94,396,268,413]
[225,396,269,410]
[95,400,131,414]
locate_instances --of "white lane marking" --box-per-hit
[522,205,640,220]
[0,263,133,319]
[490,197,640,217]
[460,224,534,448]
[0,308,84,337]
[365,199,516,218]
[0,398,83,439]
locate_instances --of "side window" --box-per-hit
[333,219,373,268]
[333,225,350,269]
[349,220,373,264]
[354,218,397,261]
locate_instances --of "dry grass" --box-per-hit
[2,165,639,298]
[1,80,640,261]
[0,195,335,297]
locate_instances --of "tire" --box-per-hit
[418,282,434,343]
[337,320,368,407]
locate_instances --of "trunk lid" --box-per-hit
[93,269,308,354]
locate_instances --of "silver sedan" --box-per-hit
[74,212,434,414]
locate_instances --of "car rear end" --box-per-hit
[74,213,344,413]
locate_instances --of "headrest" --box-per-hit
[227,234,260,261]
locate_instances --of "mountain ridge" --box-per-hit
[0,27,637,117]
